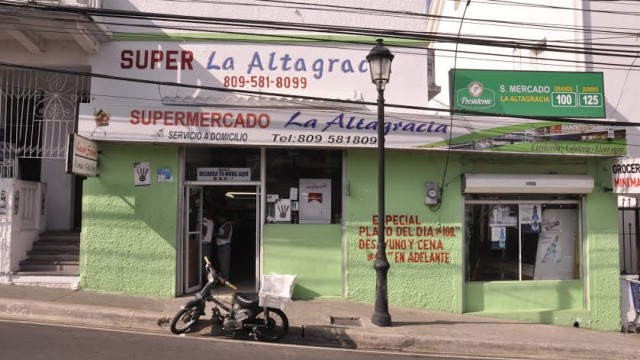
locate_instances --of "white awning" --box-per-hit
[464,174,594,194]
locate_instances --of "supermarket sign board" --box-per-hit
[450,70,605,118]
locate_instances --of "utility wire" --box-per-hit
[2,0,640,68]
[3,0,640,53]
[4,12,640,72]
[3,0,640,61]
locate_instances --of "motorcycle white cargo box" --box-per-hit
[259,274,297,310]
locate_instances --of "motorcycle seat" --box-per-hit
[234,292,259,308]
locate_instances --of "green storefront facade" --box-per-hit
[75,38,623,331]
[78,141,620,330]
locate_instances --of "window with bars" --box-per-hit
[0,67,90,179]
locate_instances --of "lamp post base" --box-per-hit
[371,312,392,327]
[372,257,392,327]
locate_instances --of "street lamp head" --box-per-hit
[366,39,394,91]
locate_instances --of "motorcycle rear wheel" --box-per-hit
[254,308,289,342]
[170,305,201,334]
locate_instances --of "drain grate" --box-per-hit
[330,316,362,327]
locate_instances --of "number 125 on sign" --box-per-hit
[579,93,601,107]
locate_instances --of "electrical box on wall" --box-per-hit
[425,181,440,205]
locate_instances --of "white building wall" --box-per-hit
[0,40,91,67]
[584,1,640,156]
[103,0,429,34]
[430,0,582,110]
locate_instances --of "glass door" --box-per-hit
[184,185,203,293]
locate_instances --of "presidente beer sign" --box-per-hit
[450,70,606,118]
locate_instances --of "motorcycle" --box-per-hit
[169,256,289,342]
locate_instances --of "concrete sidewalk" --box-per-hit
[0,284,638,360]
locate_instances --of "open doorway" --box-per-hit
[204,185,258,288]
[182,184,259,294]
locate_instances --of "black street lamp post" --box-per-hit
[366,38,394,327]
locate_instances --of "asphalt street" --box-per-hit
[0,319,534,360]
[2,283,639,360]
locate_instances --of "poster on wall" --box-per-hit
[491,226,506,250]
[489,205,517,227]
[519,204,541,233]
[299,179,331,224]
[537,233,561,265]
[274,199,291,223]
[533,208,577,280]
[157,168,173,182]
[266,194,279,222]
[134,162,151,186]
[541,218,561,232]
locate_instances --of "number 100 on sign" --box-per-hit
[553,92,602,107]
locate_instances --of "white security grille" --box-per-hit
[0,67,90,177]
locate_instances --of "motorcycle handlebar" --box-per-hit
[224,281,237,291]
[203,256,236,290]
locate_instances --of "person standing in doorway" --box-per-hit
[215,214,233,280]
[201,210,215,285]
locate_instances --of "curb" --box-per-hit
[2,298,639,360]
[300,325,638,360]
[0,298,170,332]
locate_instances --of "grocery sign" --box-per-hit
[612,158,640,194]
[450,70,606,118]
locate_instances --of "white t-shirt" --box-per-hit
[202,218,214,244]
[216,221,233,246]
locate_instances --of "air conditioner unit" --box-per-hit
[464,174,594,194]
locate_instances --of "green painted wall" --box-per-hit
[79,143,180,297]
[345,149,464,313]
[583,158,620,330]
[465,280,584,311]
[263,224,342,299]
[345,151,620,330]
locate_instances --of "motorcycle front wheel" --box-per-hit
[254,308,289,342]
[170,305,201,334]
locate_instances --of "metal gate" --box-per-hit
[619,197,640,275]
[0,66,90,178]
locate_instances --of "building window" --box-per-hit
[465,196,581,282]
[266,149,342,224]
